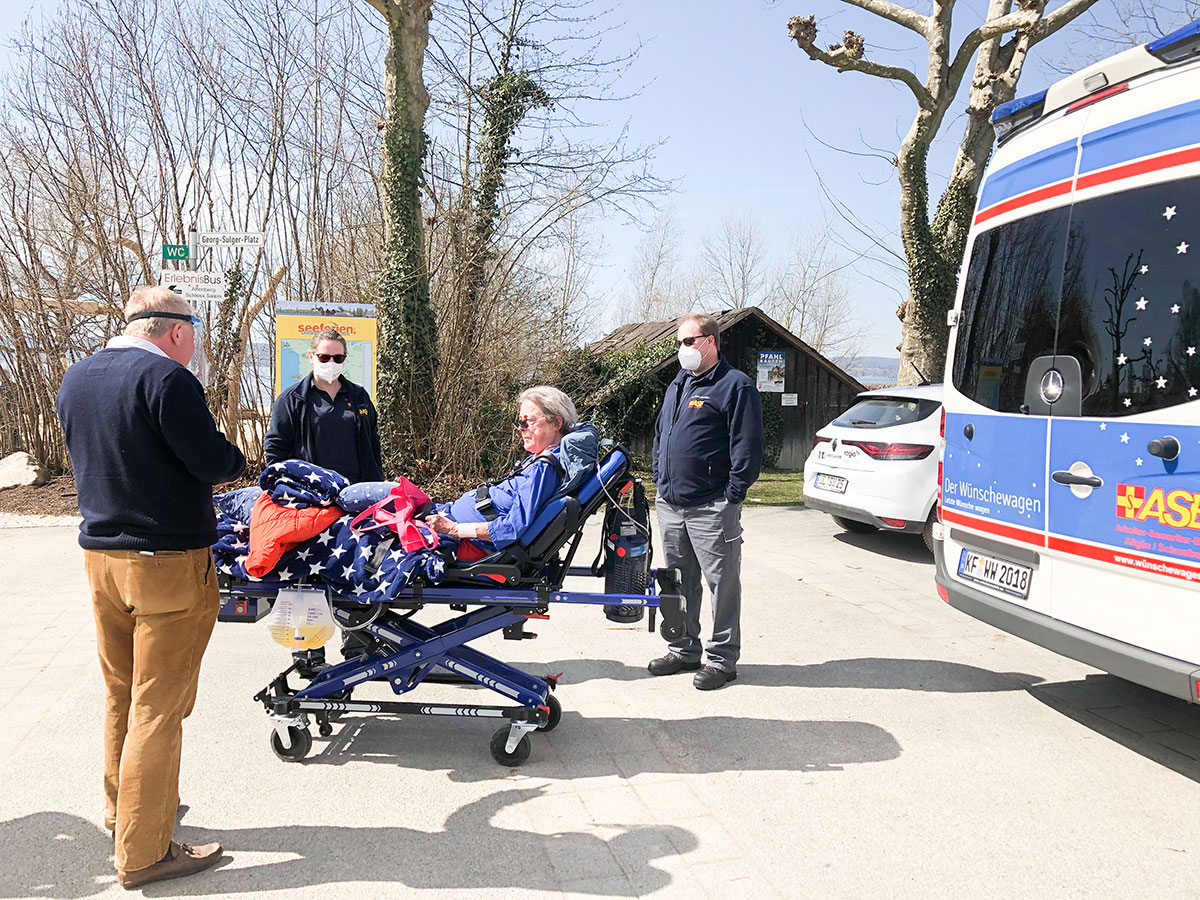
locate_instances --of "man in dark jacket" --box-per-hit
[649,313,763,690]
[57,286,246,888]
[264,328,383,672]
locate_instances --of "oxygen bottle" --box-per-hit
[265,585,337,650]
[600,479,650,623]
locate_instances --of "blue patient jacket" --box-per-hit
[440,448,564,549]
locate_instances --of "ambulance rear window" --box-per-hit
[1056,176,1200,416]
[952,209,1070,412]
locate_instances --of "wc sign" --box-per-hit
[162,243,189,261]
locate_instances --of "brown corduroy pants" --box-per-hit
[84,548,218,873]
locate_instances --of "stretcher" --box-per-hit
[218,445,684,766]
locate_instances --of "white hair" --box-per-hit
[518,385,578,433]
[124,286,194,339]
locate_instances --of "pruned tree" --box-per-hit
[788,0,1102,383]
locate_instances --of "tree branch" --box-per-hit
[838,0,930,36]
[1036,0,1105,41]
[946,8,1041,100]
[787,16,933,107]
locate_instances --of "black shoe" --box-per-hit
[647,653,702,676]
[294,648,328,680]
[693,665,737,690]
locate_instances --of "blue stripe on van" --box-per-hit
[977,138,1078,211]
[1079,97,1200,175]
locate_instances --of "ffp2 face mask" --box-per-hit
[312,359,345,382]
[677,345,703,371]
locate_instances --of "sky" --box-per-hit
[0,0,1177,358]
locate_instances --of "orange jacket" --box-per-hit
[246,493,342,577]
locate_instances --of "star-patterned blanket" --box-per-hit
[214,460,458,603]
[259,458,348,507]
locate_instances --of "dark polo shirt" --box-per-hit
[264,374,384,483]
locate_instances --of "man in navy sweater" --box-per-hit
[57,286,245,889]
[650,313,763,690]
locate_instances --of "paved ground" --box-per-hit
[3,506,1200,899]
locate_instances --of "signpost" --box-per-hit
[162,243,189,261]
[160,269,227,303]
[198,232,265,249]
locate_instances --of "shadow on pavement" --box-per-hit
[1028,674,1200,784]
[526,656,1042,692]
[0,790,696,897]
[832,529,933,563]
[313,711,901,781]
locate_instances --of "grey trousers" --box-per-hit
[656,497,744,671]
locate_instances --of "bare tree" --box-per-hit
[767,228,867,364]
[619,207,689,324]
[788,0,1102,384]
[699,214,769,311]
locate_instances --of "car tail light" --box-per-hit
[843,440,935,460]
[813,435,831,448]
[880,517,907,528]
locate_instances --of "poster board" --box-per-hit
[756,350,786,393]
[274,301,377,400]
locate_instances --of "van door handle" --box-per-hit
[1051,470,1102,488]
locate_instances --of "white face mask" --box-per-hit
[312,360,344,382]
[678,344,703,372]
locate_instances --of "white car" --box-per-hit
[803,384,942,551]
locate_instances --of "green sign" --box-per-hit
[162,243,189,261]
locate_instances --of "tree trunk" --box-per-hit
[373,0,436,472]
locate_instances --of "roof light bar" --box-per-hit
[1147,21,1200,63]
[992,90,1047,143]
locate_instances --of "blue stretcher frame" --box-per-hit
[219,445,685,767]
[230,566,683,766]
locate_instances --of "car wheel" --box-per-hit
[921,512,936,555]
[832,515,877,534]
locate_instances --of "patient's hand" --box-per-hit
[424,512,458,535]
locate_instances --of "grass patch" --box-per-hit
[745,469,804,506]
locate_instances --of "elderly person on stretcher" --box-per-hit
[422,386,580,556]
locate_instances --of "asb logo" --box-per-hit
[1116,483,1200,529]
[688,399,705,409]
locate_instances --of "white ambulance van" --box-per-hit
[936,22,1200,702]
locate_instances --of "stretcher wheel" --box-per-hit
[659,619,684,641]
[490,727,531,766]
[538,694,562,732]
[318,721,333,738]
[270,726,312,762]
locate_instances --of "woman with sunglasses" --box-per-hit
[423,386,579,552]
[264,327,384,675]
[263,328,384,484]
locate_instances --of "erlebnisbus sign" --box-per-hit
[273,301,377,400]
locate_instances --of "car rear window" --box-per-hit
[832,397,939,428]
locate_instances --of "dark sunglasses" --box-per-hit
[314,353,346,363]
[513,415,545,431]
[675,335,709,348]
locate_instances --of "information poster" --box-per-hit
[756,350,786,393]
[274,301,377,400]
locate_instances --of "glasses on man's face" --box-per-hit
[514,415,544,431]
[314,353,346,364]
[675,335,708,348]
